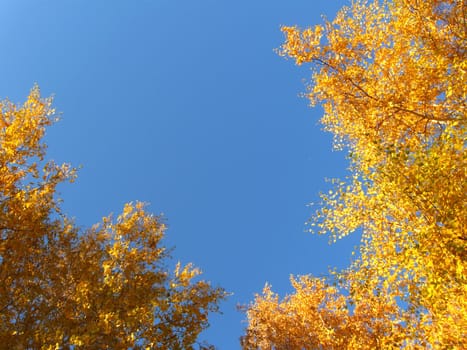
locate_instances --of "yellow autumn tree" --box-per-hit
[242,0,466,348]
[0,86,225,349]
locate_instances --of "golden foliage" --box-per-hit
[242,0,466,348]
[0,86,225,349]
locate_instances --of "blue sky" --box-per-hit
[1,0,359,348]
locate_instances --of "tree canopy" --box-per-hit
[0,86,225,349]
[242,0,466,348]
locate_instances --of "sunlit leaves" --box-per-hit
[0,87,225,349]
[243,0,466,348]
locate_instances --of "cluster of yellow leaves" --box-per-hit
[243,0,466,348]
[0,86,225,349]
[241,276,402,349]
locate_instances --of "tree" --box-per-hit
[0,86,226,349]
[242,0,466,348]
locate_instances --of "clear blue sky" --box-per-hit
[1,1,359,348]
